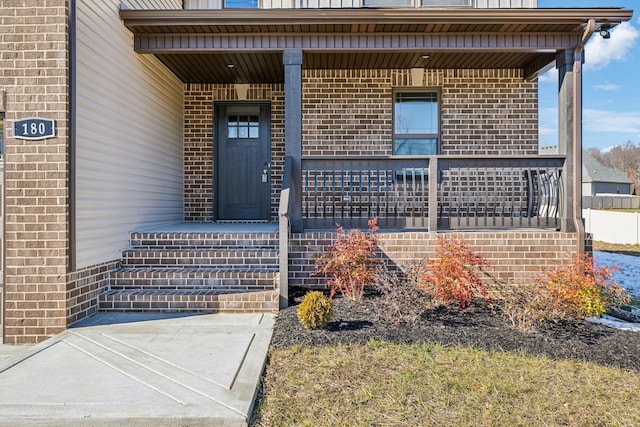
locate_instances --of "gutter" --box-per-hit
[119,8,633,28]
[572,18,595,255]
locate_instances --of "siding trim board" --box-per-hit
[134,33,583,52]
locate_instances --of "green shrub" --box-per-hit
[297,291,334,329]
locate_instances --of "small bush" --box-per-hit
[420,235,491,308]
[297,291,334,329]
[493,282,553,332]
[542,253,629,319]
[314,218,381,300]
[373,261,433,324]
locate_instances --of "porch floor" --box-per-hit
[136,221,279,233]
[136,221,557,234]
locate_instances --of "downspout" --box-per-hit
[69,0,77,271]
[571,19,595,254]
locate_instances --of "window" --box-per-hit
[228,115,259,139]
[363,0,470,7]
[393,91,439,155]
[225,0,258,7]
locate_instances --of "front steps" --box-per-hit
[99,230,280,313]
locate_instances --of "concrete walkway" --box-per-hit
[0,312,275,426]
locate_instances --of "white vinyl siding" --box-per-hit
[76,0,184,269]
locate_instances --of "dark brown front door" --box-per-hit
[216,103,271,220]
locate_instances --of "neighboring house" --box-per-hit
[582,150,632,196]
[0,1,632,343]
[540,146,633,196]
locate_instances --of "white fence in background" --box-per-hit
[583,208,640,245]
[583,195,640,210]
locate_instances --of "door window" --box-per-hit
[228,115,259,139]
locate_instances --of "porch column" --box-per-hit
[284,49,303,232]
[557,49,579,233]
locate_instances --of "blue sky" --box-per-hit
[538,0,639,151]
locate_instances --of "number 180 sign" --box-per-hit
[14,118,56,140]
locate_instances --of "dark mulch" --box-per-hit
[271,287,640,371]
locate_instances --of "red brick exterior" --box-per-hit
[184,69,538,222]
[66,261,119,325]
[302,69,538,157]
[1,0,70,344]
[0,9,548,344]
[289,231,578,288]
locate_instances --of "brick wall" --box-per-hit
[289,231,578,288]
[302,68,538,157]
[184,83,285,222]
[0,0,70,343]
[66,261,119,326]
[185,69,537,221]
[303,70,393,156]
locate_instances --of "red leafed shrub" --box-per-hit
[420,235,491,308]
[315,218,381,301]
[542,253,629,319]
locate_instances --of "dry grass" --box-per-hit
[253,341,640,426]
[593,241,640,255]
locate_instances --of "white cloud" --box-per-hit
[539,126,556,136]
[583,109,640,135]
[538,68,558,84]
[594,83,621,91]
[585,22,639,69]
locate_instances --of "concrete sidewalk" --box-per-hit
[0,312,275,426]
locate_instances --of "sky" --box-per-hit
[538,0,640,151]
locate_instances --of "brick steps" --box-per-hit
[99,230,280,313]
[121,249,278,269]
[129,232,279,250]
[109,267,278,291]
[99,289,279,313]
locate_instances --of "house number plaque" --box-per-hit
[14,118,56,140]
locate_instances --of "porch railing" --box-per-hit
[301,155,564,230]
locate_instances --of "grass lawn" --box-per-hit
[593,241,640,255]
[605,209,640,213]
[253,341,640,426]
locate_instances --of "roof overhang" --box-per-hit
[120,8,633,83]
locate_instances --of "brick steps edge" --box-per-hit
[98,289,280,313]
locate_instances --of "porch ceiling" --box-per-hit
[120,7,632,84]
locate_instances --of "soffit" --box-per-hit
[120,8,632,83]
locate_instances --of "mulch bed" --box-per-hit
[270,287,640,371]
